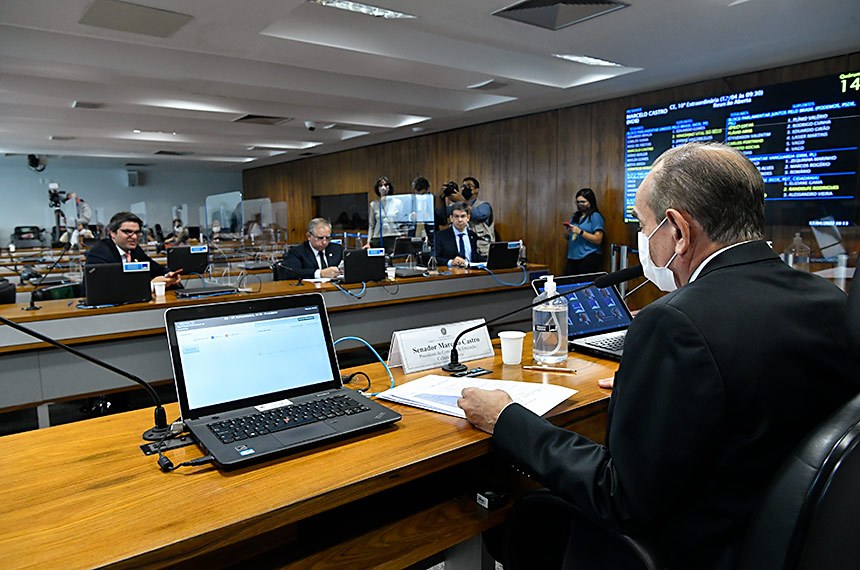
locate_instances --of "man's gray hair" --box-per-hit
[646,142,765,244]
[307,217,331,235]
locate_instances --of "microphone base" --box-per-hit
[22,305,42,311]
[441,362,468,373]
[142,425,172,442]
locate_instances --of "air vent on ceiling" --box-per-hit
[153,150,193,156]
[493,0,628,31]
[468,79,509,91]
[125,162,154,167]
[79,0,193,38]
[49,136,75,141]
[72,100,104,109]
[298,152,318,157]
[233,114,294,126]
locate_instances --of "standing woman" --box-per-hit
[366,176,401,249]
[564,188,605,275]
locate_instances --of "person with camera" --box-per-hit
[444,177,495,257]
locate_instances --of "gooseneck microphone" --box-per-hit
[593,264,643,289]
[0,315,170,441]
[441,265,644,373]
[24,242,73,311]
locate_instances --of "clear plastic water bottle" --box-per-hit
[783,232,811,272]
[426,256,438,275]
[533,275,569,364]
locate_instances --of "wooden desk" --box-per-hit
[0,267,546,424]
[0,343,617,569]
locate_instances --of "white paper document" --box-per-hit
[377,374,577,419]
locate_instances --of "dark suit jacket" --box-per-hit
[493,240,857,570]
[434,227,485,266]
[282,241,344,279]
[85,238,168,280]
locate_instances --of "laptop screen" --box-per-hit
[532,274,633,339]
[166,294,341,419]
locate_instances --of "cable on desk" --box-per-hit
[334,335,394,396]
[342,370,372,392]
[375,280,399,295]
[154,420,214,472]
[475,265,528,286]
[332,281,367,299]
[237,271,263,293]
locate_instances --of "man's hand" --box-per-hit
[320,266,342,279]
[154,269,183,287]
[451,256,468,268]
[457,387,513,434]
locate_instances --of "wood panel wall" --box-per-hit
[244,51,860,308]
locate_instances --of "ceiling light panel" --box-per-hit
[79,0,193,38]
[553,54,622,67]
[307,0,416,19]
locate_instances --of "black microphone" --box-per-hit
[441,265,645,373]
[0,315,170,441]
[24,242,73,311]
[593,264,643,289]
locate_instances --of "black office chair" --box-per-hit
[0,278,16,304]
[495,392,860,570]
[847,280,859,361]
[31,282,82,302]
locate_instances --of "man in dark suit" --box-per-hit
[458,142,857,569]
[434,202,486,268]
[282,217,344,279]
[85,211,182,287]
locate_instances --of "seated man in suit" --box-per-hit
[85,211,182,287]
[434,202,486,268]
[458,142,857,570]
[282,217,343,279]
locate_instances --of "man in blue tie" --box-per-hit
[434,202,486,268]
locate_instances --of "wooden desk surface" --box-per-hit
[0,343,616,569]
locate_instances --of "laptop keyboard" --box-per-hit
[583,334,626,351]
[207,394,370,444]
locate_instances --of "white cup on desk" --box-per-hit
[386,267,397,280]
[498,330,526,365]
[153,281,166,298]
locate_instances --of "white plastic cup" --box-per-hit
[386,267,397,280]
[498,330,526,365]
[153,281,166,297]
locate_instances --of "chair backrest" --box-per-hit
[737,392,860,570]
[848,279,859,361]
[31,282,82,302]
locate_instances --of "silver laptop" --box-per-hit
[531,273,633,360]
[164,293,401,468]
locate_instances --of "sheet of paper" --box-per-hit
[377,374,576,419]
[303,277,332,283]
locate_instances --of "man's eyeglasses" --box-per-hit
[309,233,332,241]
[118,229,142,237]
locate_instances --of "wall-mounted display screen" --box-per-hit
[624,71,860,227]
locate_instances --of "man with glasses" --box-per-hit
[458,142,856,569]
[85,211,182,286]
[282,217,343,279]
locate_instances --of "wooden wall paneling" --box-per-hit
[525,111,560,273]
[497,117,530,250]
[557,104,594,273]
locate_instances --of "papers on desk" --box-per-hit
[304,277,332,283]
[377,374,577,419]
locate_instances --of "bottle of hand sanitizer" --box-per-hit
[532,275,568,364]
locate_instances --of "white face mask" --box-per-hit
[638,216,679,292]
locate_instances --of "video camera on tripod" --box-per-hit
[48,182,67,209]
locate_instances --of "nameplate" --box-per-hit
[388,319,494,374]
[189,245,208,254]
[122,261,150,273]
[367,248,385,257]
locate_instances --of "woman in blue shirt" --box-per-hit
[564,188,605,275]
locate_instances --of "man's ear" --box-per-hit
[665,208,691,254]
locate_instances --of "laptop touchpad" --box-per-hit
[272,422,337,445]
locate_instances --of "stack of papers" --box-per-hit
[377,374,577,419]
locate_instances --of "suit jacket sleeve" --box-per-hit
[84,240,118,265]
[134,247,167,279]
[470,232,486,262]
[434,231,455,266]
[492,301,724,530]
[283,244,317,279]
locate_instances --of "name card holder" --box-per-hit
[388,319,494,374]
